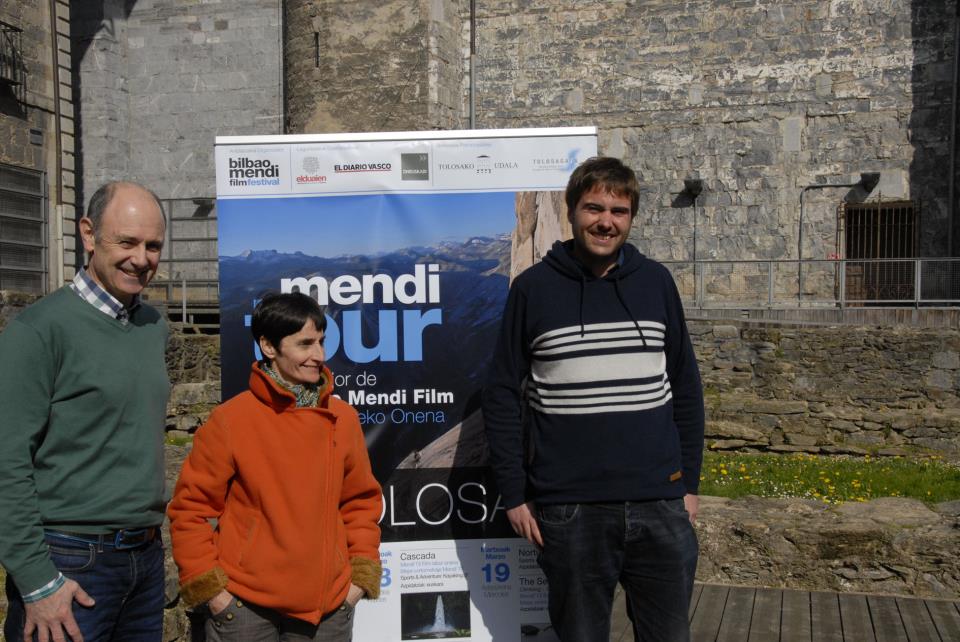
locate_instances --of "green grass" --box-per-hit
[165,434,193,447]
[699,452,960,505]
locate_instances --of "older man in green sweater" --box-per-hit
[0,182,170,642]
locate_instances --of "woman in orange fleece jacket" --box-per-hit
[168,292,382,641]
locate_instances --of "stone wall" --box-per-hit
[71,0,283,204]
[165,330,220,436]
[0,290,40,332]
[284,0,464,134]
[466,0,957,259]
[693,322,960,456]
[161,320,960,459]
[697,495,960,598]
[5,299,956,457]
[59,0,960,276]
[0,0,77,288]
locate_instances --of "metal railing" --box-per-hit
[142,197,219,329]
[662,258,960,309]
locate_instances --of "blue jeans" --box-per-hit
[4,531,165,642]
[536,500,698,642]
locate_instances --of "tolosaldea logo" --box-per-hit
[229,157,281,187]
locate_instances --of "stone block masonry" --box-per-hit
[466,0,956,259]
[693,321,960,456]
[157,319,960,459]
[72,0,283,204]
[0,1,77,288]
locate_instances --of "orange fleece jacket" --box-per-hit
[168,363,382,623]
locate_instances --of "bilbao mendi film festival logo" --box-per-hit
[229,156,281,187]
[401,153,429,181]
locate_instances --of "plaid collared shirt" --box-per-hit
[69,268,141,324]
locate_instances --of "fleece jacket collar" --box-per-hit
[247,361,335,413]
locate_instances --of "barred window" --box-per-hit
[838,200,918,303]
[0,164,46,294]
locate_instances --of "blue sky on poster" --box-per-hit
[217,192,518,257]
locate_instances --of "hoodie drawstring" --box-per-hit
[613,275,648,348]
[578,273,586,337]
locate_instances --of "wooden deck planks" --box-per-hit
[868,595,908,642]
[609,583,960,642]
[715,586,754,642]
[689,583,705,621]
[609,585,632,642]
[780,589,812,642]
[926,599,960,641]
[839,593,877,642]
[690,584,729,642]
[747,588,783,642]
[896,596,943,641]
[811,591,845,642]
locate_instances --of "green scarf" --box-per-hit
[260,361,324,408]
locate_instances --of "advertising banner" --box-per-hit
[216,127,597,641]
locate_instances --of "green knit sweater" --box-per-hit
[0,286,170,594]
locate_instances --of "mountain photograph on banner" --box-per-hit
[218,192,511,475]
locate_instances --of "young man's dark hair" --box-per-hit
[251,292,327,351]
[564,156,641,219]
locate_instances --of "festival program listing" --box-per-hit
[517,544,558,641]
[354,539,531,641]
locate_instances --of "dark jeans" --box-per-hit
[4,531,164,642]
[204,597,354,642]
[537,499,698,642]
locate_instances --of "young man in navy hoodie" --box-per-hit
[483,157,704,641]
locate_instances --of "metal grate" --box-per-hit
[0,242,42,268]
[0,191,43,219]
[0,269,41,292]
[0,165,43,195]
[0,217,43,244]
[0,163,46,294]
[0,20,26,106]
[838,201,919,305]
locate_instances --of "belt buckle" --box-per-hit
[113,528,149,550]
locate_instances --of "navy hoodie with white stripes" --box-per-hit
[483,240,704,508]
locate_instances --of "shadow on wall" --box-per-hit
[909,0,957,258]
[67,0,138,265]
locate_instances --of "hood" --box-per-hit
[542,239,646,280]
[247,361,336,412]
[540,240,650,344]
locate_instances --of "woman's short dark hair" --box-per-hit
[251,292,327,351]
[565,156,640,218]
